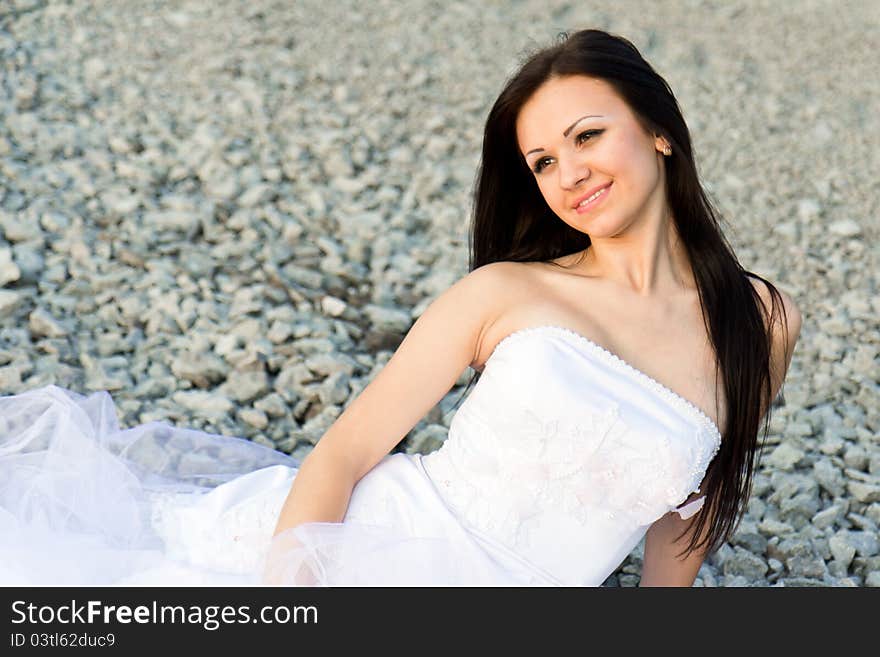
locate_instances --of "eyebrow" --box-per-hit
[524,115,604,157]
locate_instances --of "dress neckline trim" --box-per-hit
[485,324,723,443]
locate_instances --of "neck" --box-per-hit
[582,210,696,298]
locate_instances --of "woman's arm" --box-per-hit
[641,282,803,586]
[640,495,712,586]
[270,262,514,538]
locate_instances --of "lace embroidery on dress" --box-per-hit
[425,403,715,554]
[422,325,723,557]
[148,486,285,574]
[488,325,723,515]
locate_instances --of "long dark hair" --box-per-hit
[459,29,792,559]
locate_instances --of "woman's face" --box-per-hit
[515,75,669,238]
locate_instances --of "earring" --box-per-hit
[662,144,672,156]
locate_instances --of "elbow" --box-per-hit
[641,511,710,587]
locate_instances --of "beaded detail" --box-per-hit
[487,325,723,443]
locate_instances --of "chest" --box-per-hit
[598,322,724,433]
[479,278,727,435]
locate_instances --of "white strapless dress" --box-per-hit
[0,325,721,586]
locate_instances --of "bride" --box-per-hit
[0,29,801,587]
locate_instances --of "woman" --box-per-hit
[0,29,800,587]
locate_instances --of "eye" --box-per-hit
[532,157,552,174]
[576,129,602,145]
[531,129,604,174]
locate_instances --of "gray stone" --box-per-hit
[275,363,318,397]
[828,219,861,237]
[267,321,293,344]
[828,534,856,568]
[321,295,347,317]
[758,518,795,537]
[776,577,827,587]
[171,352,230,388]
[844,445,869,470]
[254,392,290,418]
[722,547,768,579]
[849,481,880,503]
[238,183,275,208]
[0,213,43,242]
[238,408,268,430]
[818,435,846,456]
[0,247,21,287]
[841,530,879,557]
[282,264,324,289]
[0,365,23,391]
[828,560,850,579]
[813,459,845,497]
[779,493,820,523]
[847,512,878,532]
[731,530,768,554]
[80,352,133,391]
[304,352,356,377]
[144,210,201,233]
[11,243,43,284]
[854,556,880,579]
[811,505,845,530]
[317,371,351,405]
[787,421,814,438]
[103,189,142,215]
[767,536,813,562]
[172,391,233,418]
[133,377,177,399]
[0,290,22,314]
[288,442,313,463]
[301,405,342,444]
[222,370,270,403]
[722,575,753,587]
[406,424,448,455]
[708,543,735,569]
[797,198,821,221]
[363,304,412,333]
[28,308,68,338]
[785,555,828,579]
[765,442,805,471]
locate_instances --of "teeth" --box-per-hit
[578,187,607,207]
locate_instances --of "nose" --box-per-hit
[557,154,590,190]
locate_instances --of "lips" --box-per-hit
[571,182,613,209]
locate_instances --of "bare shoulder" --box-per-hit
[452,261,543,366]
[747,275,803,404]
[455,261,536,307]
[465,260,534,284]
[747,275,803,348]
[427,261,526,362]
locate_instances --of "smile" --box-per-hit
[573,183,612,214]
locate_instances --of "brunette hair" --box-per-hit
[459,29,791,559]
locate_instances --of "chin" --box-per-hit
[561,213,625,239]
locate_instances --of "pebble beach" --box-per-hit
[0,0,878,586]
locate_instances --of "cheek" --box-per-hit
[536,179,561,207]
[613,139,657,187]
